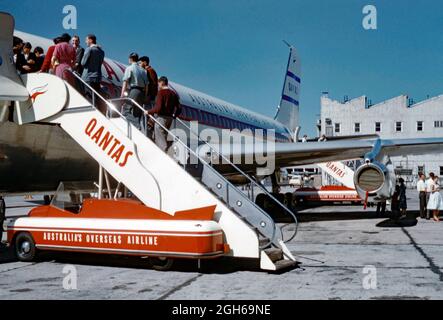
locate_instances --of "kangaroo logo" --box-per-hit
[30,84,49,103]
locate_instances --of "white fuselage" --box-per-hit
[14,31,292,143]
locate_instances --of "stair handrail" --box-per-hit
[175,118,299,243]
[63,70,278,245]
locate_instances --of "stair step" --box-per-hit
[274,259,297,271]
[264,248,283,262]
[259,238,271,248]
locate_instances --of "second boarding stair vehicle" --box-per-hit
[0,13,298,271]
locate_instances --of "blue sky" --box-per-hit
[2,0,443,136]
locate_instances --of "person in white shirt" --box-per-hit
[427,176,442,222]
[417,173,427,219]
[426,172,436,220]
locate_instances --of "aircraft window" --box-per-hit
[196,109,203,121]
[202,111,209,124]
[221,117,228,128]
[186,107,194,119]
[214,115,221,127]
[205,113,212,126]
[210,113,217,126]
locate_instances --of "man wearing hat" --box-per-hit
[121,53,149,130]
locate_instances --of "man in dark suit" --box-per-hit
[16,42,37,74]
[72,35,85,75]
[33,47,45,72]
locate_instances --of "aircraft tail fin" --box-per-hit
[274,42,301,136]
[0,12,29,102]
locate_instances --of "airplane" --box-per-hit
[1,11,443,211]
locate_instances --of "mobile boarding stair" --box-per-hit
[8,67,299,271]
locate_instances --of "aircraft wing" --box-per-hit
[271,138,443,167]
[201,138,443,169]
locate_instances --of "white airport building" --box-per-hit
[318,93,443,186]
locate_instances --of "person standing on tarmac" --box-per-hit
[417,173,427,219]
[121,53,149,130]
[426,172,436,220]
[398,178,408,219]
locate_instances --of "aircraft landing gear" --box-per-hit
[254,172,296,222]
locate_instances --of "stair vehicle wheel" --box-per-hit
[148,257,174,271]
[15,232,37,262]
[0,196,5,216]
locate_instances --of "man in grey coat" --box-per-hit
[81,34,105,112]
[120,53,149,131]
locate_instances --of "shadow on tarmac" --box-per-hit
[296,206,420,225]
[0,245,299,275]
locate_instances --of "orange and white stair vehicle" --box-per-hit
[2,13,297,271]
[8,192,228,270]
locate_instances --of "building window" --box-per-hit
[354,123,361,133]
[434,121,443,128]
[396,122,403,132]
[335,123,341,133]
[417,121,423,132]
[440,166,443,176]
[375,122,381,133]
[418,166,424,174]
[325,118,332,126]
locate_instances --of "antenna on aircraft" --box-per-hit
[283,40,293,48]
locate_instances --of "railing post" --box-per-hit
[98,166,103,200]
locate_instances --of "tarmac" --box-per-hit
[1,190,442,300]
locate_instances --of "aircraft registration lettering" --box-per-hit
[85,118,133,167]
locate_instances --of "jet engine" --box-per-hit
[354,161,396,202]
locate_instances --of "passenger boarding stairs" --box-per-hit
[12,71,298,271]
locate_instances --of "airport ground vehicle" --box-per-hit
[7,183,230,271]
[293,186,363,205]
[2,11,443,272]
